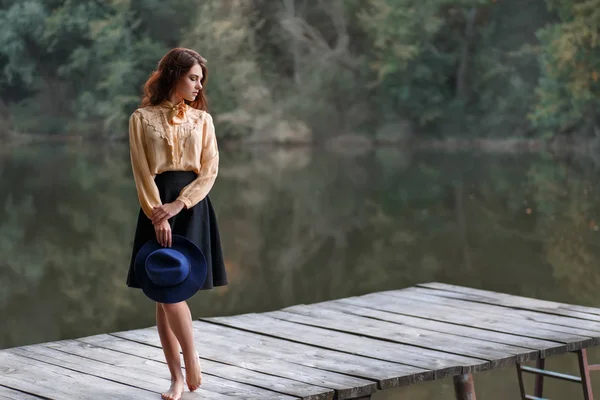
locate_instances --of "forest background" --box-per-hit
[0,0,599,146]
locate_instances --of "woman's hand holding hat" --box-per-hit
[154,219,172,247]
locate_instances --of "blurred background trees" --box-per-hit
[0,0,598,142]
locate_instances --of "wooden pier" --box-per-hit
[2,282,600,399]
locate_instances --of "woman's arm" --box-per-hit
[176,112,219,209]
[129,110,163,219]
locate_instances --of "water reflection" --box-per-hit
[1,143,600,398]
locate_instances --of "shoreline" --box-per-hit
[0,134,595,155]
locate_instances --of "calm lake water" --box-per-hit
[2,142,600,399]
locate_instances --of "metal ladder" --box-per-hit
[516,349,598,399]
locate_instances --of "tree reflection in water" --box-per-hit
[2,143,600,399]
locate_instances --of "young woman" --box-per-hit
[126,47,228,400]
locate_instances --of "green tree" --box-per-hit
[358,0,488,127]
[530,0,600,137]
[0,0,192,137]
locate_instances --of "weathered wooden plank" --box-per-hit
[337,294,593,351]
[268,306,534,367]
[113,329,332,400]
[112,325,375,399]
[318,300,566,358]
[46,337,371,399]
[77,334,303,400]
[12,341,233,400]
[400,287,600,335]
[189,321,432,389]
[0,351,155,400]
[0,385,43,400]
[384,289,600,341]
[10,345,166,396]
[201,312,490,377]
[417,282,600,319]
[374,291,597,343]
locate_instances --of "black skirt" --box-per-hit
[126,171,227,291]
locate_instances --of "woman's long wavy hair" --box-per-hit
[140,48,208,111]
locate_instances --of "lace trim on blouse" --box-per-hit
[136,104,204,167]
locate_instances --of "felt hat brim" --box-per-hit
[134,235,207,303]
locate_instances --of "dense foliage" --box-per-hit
[0,0,598,141]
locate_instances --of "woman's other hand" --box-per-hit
[154,219,172,247]
[151,200,185,225]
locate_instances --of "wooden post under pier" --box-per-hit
[453,373,477,400]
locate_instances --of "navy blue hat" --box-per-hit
[134,235,207,303]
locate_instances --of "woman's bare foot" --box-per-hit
[162,375,184,400]
[185,352,202,392]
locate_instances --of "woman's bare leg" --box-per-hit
[156,303,185,400]
[161,301,202,391]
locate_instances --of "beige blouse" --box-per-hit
[128,100,219,219]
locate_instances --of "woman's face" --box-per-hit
[174,63,203,102]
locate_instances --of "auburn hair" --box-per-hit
[140,48,208,111]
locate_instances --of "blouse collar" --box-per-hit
[160,100,187,125]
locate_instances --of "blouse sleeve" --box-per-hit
[129,110,162,219]
[176,112,219,209]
